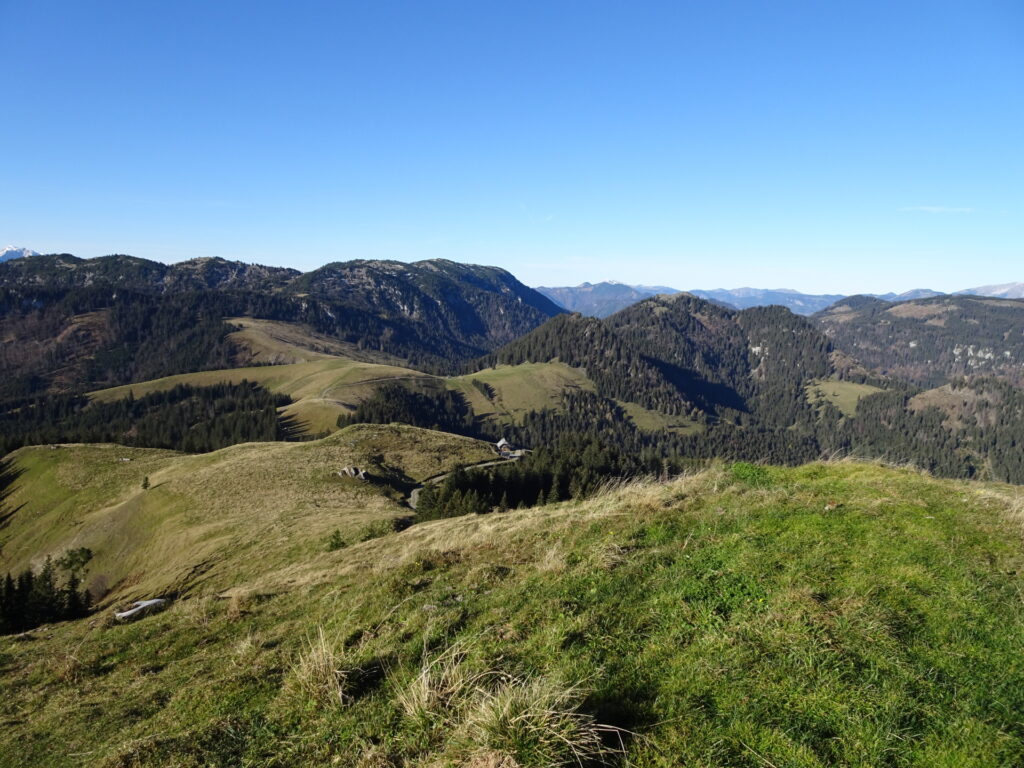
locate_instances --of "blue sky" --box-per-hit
[1,0,1021,293]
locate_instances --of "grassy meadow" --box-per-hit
[806,379,885,417]
[2,458,1023,766]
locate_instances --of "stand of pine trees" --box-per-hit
[1,558,92,635]
[338,382,479,437]
[415,435,688,521]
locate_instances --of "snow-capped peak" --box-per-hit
[0,245,40,263]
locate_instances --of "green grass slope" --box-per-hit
[806,378,884,417]
[0,425,496,604]
[448,362,596,423]
[2,461,1024,766]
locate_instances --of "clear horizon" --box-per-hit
[2,1,1021,294]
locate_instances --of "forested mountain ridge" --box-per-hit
[465,293,1024,484]
[607,294,834,423]
[0,253,563,399]
[814,294,1024,387]
[7,254,1024,486]
[486,293,839,426]
[480,313,695,415]
[290,258,562,347]
[0,253,300,292]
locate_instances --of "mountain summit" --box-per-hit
[0,245,39,262]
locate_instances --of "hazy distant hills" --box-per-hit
[687,287,846,315]
[539,282,859,316]
[957,282,1024,299]
[537,281,1023,317]
[870,289,946,301]
[0,245,39,262]
[535,281,680,317]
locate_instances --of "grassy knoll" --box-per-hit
[806,378,884,417]
[0,425,495,604]
[2,461,1023,766]
[447,362,596,423]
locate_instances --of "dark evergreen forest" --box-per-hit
[1,557,92,635]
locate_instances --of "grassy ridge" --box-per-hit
[90,357,434,437]
[0,425,496,604]
[2,461,1023,766]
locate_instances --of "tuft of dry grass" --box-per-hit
[355,745,398,768]
[393,641,618,767]
[394,641,487,732]
[594,543,629,571]
[231,630,265,675]
[461,676,619,768]
[286,626,351,708]
[535,545,566,573]
[225,591,252,621]
[178,596,214,628]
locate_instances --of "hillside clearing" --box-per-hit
[806,378,884,417]
[447,362,596,423]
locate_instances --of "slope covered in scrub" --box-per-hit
[2,461,1023,766]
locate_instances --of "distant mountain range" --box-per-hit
[6,244,1021,313]
[0,253,562,397]
[537,281,1023,317]
[0,245,39,262]
[870,289,946,301]
[535,282,680,317]
[956,282,1024,299]
[4,251,1024,490]
[686,288,846,315]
